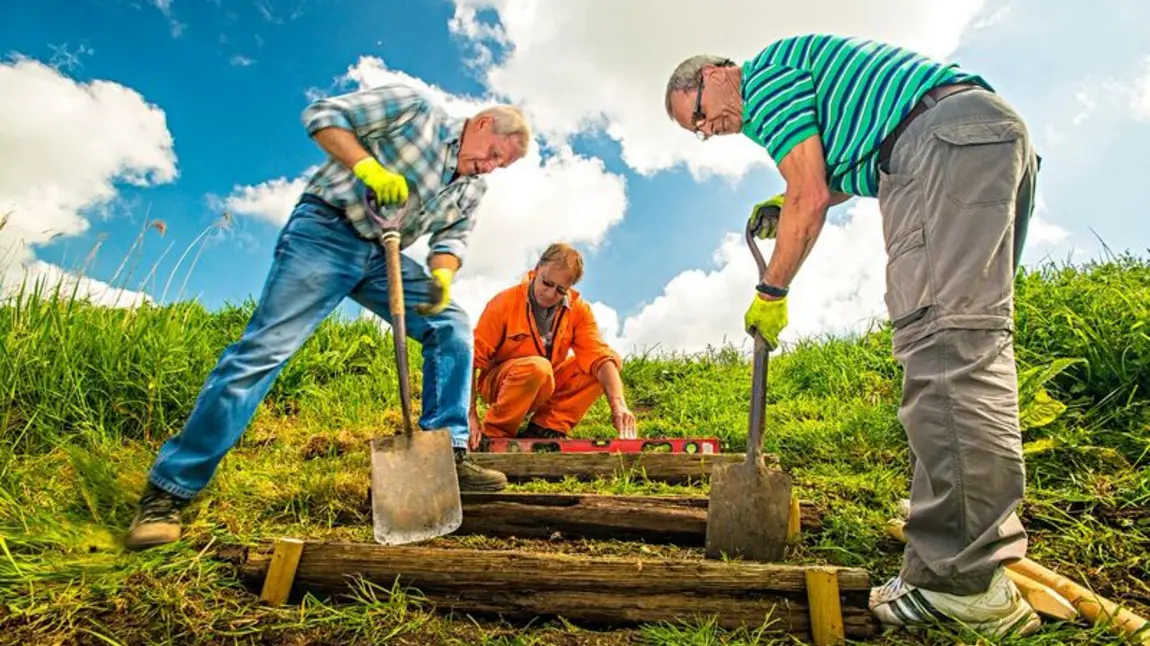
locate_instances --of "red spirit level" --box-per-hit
[480,437,722,454]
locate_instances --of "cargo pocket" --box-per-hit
[931,119,1024,208]
[884,223,933,330]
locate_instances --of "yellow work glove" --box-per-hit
[353,157,409,205]
[744,294,788,350]
[415,267,454,316]
[748,194,784,239]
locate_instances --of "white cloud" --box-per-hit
[449,0,988,181]
[599,199,888,356]
[0,56,177,305]
[1131,56,1150,120]
[217,166,318,225]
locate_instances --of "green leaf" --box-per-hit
[1020,387,1067,430]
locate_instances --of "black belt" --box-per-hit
[877,83,981,170]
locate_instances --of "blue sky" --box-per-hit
[1,0,1147,354]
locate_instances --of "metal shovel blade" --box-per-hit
[704,457,792,561]
[370,431,463,545]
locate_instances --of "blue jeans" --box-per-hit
[148,197,473,499]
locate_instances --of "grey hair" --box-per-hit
[476,105,532,153]
[663,55,735,119]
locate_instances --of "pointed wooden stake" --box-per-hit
[806,566,846,646]
[259,537,305,606]
[786,495,802,541]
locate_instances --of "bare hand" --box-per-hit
[468,413,484,450]
[609,400,637,439]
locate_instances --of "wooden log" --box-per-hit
[455,492,821,545]
[469,452,774,484]
[224,541,878,639]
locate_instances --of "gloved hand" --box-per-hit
[748,194,784,239]
[744,294,788,350]
[353,157,409,205]
[415,267,454,316]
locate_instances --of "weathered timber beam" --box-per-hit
[468,452,776,484]
[456,492,821,545]
[224,541,877,638]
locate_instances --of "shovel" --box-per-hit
[364,181,463,546]
[703,207,793,562]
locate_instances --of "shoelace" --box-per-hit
[137,491,183,524]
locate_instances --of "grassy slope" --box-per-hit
[1,254,1148,646]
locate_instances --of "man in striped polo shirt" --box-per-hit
[664,34,1042,637]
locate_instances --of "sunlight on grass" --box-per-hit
[1,231,1148,644]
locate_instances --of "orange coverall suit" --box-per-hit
[472,274,622,438]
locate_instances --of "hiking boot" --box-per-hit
[454,447,507,492]
[869,569,1041,637]
[517,422,565,439]
[124,482,190,551]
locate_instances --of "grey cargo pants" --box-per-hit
[877,86,1039,596]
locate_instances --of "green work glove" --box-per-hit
[415,267,454,316]
[353,157,409,205]
[744,294,788,350]
[748,194,784,239]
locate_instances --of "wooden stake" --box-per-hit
[786,495,801,542]
[805,567,846,646]
[259,537,305,606]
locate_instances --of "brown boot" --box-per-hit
[454,448,507,492]
[124,482,190,550]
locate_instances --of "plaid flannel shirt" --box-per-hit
[300,82,487,264]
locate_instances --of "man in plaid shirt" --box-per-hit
[124,81,531,550]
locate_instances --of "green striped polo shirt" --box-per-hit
[740,34,992,198]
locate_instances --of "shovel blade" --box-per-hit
[370,429,462,545]
[705,460,792,562]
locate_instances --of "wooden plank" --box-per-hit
[259,538,304,606]
[468,452,774,484]
[224,541,878,638]
[806,567,846,646]
[455,492,821,545]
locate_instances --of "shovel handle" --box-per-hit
[743,215,772,467]
[381,231,415,437]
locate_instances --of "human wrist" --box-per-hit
[755,282,788,298]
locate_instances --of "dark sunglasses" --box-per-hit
[539,276,569,296]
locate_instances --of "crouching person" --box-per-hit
[468,243,636,448]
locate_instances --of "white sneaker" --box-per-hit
[869,568,1042,637]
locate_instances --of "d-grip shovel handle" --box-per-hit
[743,207,778,467]
[364,182,421,438]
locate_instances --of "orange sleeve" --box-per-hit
[570,301,621,377]
[472,293,507,374]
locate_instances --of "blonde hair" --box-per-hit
[477,105,532,153]
[537,242,584,283]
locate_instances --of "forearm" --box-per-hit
[429,252,461,273]
[595,361,627,407]
[311,127,372,171]
[762,194,828,288]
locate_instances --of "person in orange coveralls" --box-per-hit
[468,242,637,449]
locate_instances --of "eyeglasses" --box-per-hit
[539,276,569,296]
[692,76,708,141]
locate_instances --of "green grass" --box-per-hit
[1,239,1148,645]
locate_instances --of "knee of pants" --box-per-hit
[510,356,555,392]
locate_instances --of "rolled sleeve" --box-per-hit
[301,85,427,139]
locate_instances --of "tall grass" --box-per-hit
[1,225,1148,645]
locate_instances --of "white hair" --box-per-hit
[663,55,735,119]
[476,105,532,152]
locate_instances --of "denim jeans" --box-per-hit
[148,197,473,499]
